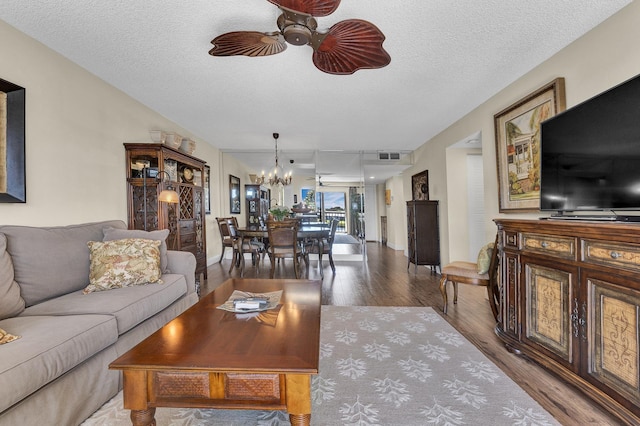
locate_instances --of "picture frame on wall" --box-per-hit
[0,78,26,203]
[411,170,429,201]
[204,165,211,214]
[494,78,566,212]
[229,174,241,214]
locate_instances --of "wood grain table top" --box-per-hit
[110,278,322,374]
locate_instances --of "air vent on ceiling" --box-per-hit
[378,152,401,160]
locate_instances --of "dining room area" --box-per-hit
[216,214,341,280]
[220,144,414,263]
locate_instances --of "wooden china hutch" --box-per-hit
[245,184,270,225]
[495,219,640,425]
[124,143,207,279]
[406,200,440,272]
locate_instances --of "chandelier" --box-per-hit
[256,132,292,186]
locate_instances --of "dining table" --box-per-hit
[236,223,331,278]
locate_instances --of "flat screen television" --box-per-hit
[540,73,640,214]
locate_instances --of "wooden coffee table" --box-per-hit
[109,278,322,426]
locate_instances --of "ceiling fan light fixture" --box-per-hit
[283,24,312,45]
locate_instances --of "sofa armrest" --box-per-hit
[166,250,197,296]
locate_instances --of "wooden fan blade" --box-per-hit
[312,20,390,75]
[268,0,340,17]
[209,31,287,57]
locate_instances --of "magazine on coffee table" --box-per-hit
[217,290,283,313]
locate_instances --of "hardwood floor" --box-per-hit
[202,242,621,425]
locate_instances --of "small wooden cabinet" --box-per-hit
[495,219,640,425]
[245,184,270,225]
[406,200,440,272]
[124,143,207,279]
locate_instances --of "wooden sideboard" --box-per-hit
[494,219,640,425]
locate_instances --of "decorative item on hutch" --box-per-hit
[163,132,182,149]
[180,138,196,155]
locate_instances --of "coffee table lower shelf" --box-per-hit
[122,369,313,426]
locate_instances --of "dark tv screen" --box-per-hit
[540,73,640,212]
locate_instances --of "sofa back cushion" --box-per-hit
[0,220,126,307]
[0,234,25,319]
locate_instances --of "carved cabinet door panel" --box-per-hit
[520,255,579,372]
[582,270,640,409]
[501,250,519,338]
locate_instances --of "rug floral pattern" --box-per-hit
[84,306,559,425]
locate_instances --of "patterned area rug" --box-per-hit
[84,306,559,425]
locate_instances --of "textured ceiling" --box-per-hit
[0,1,631,182]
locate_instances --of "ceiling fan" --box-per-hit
[209,0,391,75]
[315,175,346,187]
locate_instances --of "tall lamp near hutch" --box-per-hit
[125,143,208,280]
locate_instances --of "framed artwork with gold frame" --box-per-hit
[494,78,566,212]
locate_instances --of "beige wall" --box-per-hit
[384,175,405,250]
[0,20,228,265]
[445,147,482,261]
[395,2,640,265]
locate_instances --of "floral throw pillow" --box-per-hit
[0,328,20,345]
[84,238,162,294]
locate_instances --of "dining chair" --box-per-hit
[439,235,500,319]
[227,222,264,277]
[215,217,236,263]
[266,219,305,279]
[305,219,339,274]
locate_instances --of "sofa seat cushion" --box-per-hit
[0,314,117,413]
[20,274,188,335]
[0,220,126,307]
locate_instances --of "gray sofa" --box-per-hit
[0,220,199,425]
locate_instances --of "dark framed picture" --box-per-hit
[0,78,26,203]
[494,78,566,212]
[204,165,211,214]
[229,174,240,214]
[411,170,429,201]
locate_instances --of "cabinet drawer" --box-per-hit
[180,232,196,246]
[179,220,195,233]
[521,233,577,260]
[583,240,640,272]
